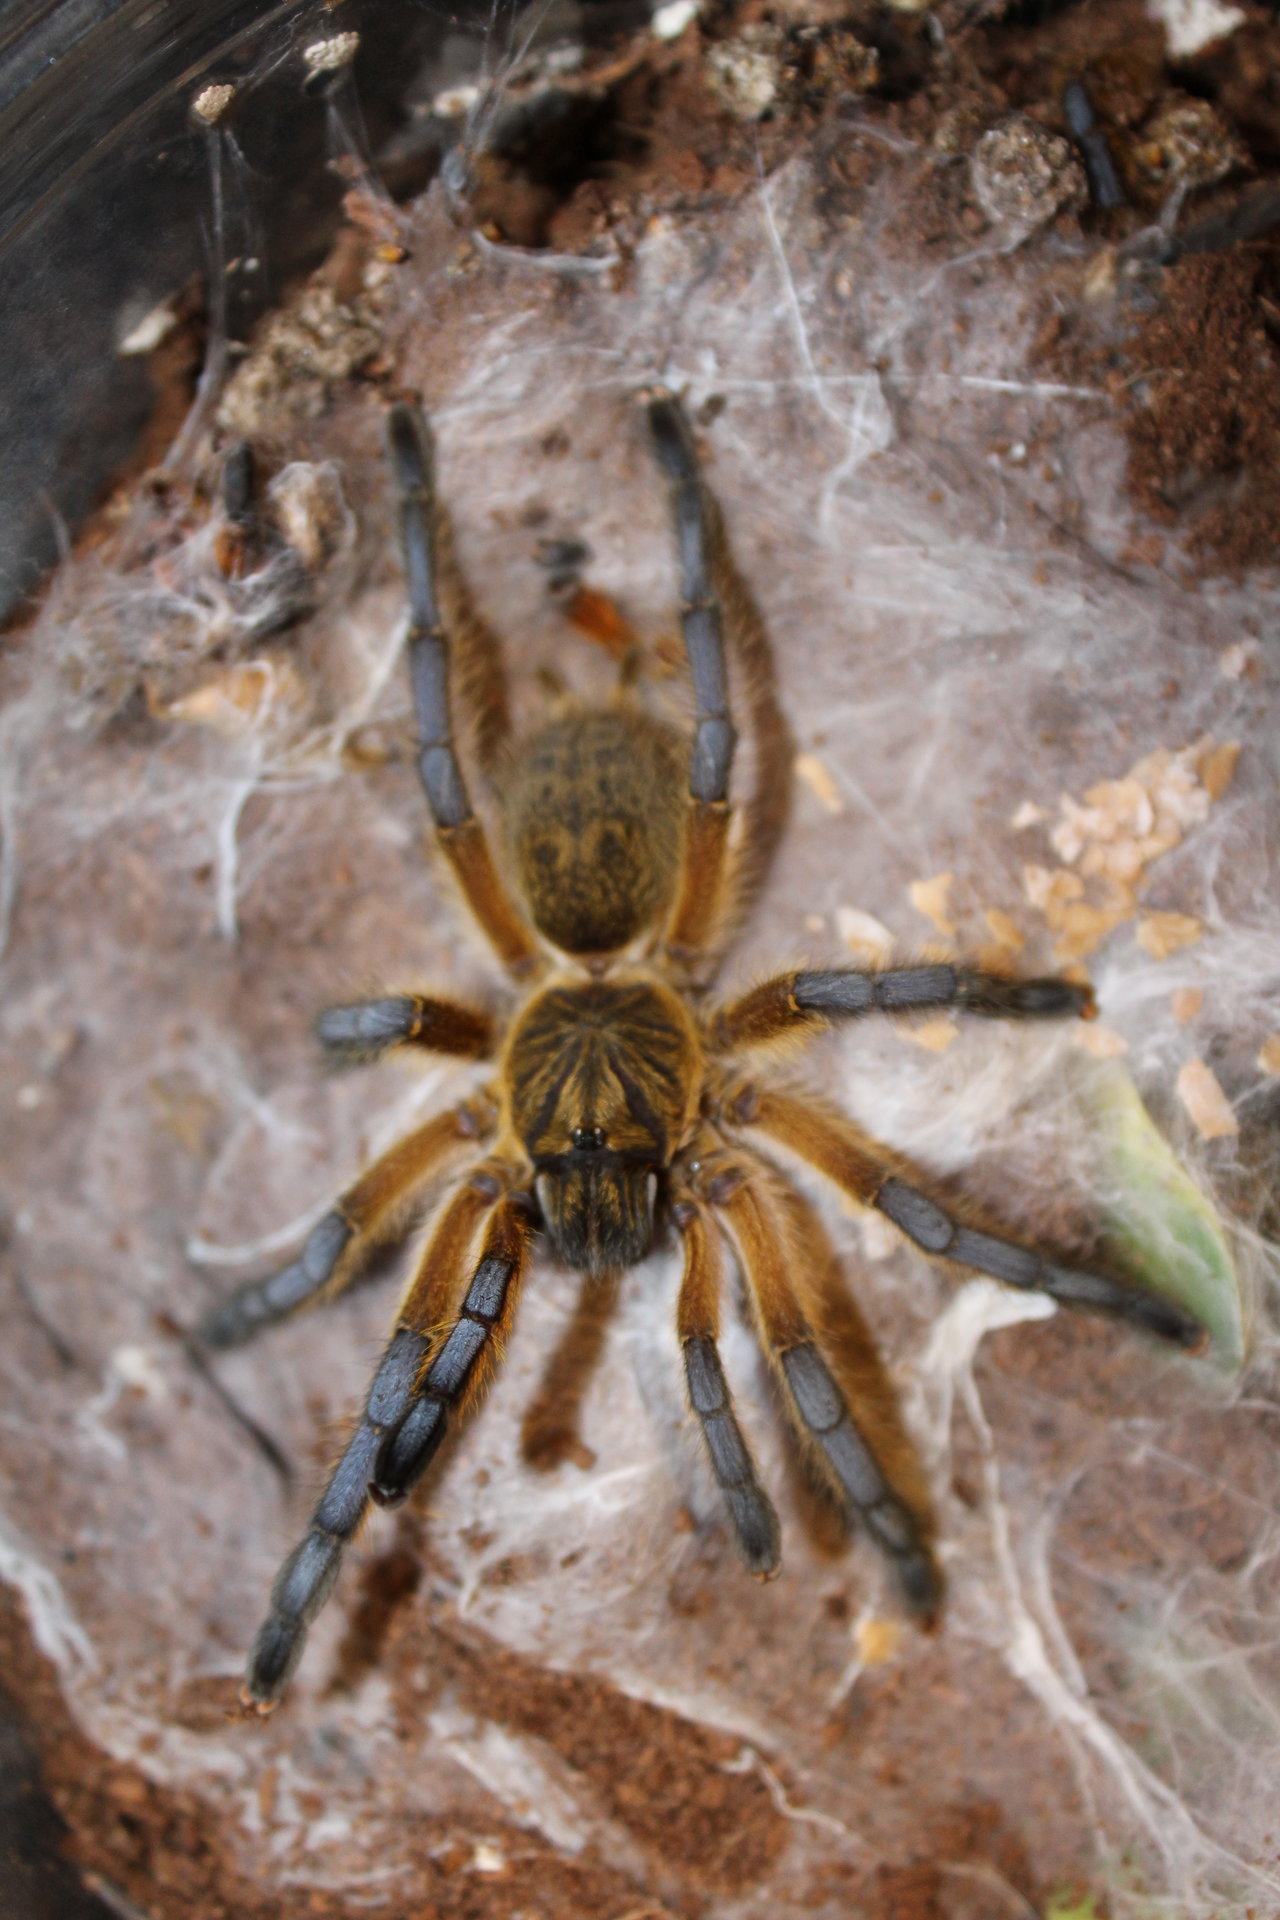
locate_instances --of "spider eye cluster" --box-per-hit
[572,1125,608,1150]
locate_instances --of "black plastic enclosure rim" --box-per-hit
[0,0,298,251]
[0,0,478,618]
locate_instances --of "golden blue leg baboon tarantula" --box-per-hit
[201,391,1205,1710]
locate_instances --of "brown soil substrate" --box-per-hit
[1123,246,1280,574]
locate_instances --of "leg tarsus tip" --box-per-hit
[238,1684,279,1718]
[368,1481,406,1510]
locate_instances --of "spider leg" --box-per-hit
[388,399,541,978]
[427,496,512,784]
[700,1157,938,1613]
[644,401,756,975]
[242,1164,518,1707]
[712,965,1093,1051]
[198,1094,494,1349]
[673,1195,781,1575]
[648,392,791,975]
[521,1265,620,1471]
[647,391,734,892]
[315,992,493,1064]
[724,1081,1206,1349]
[215,440,258,578]
[370,1191,535,1508]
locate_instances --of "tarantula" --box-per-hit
[201,391,1204,1710]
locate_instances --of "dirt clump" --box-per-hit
[1124,246,1280,574]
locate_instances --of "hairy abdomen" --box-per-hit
[503,709,685,956]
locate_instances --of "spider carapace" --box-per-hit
[201,392,1205,1710]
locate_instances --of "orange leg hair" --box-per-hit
[521,1266,621,1472]
[370,1188,536,1506]
[648,393,791,980]
[315,991,494,1063]
[723,1081,1205,1349]
[429,509,514,782]
[199,1094,497,1348]
[700,1154,940,1614]
[666,799,734,969]
[389,398,542,979]
[673,1195,781,1575]
[242,1167,532,1709]
[711,966,1093,1053]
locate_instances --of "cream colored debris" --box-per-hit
[908,872,955,938]
[1072,1023,1129,1059]
[855,1617,901,1665]
[1022,864,1128,963]
[1020,738,1235,962]
[1149,0,1245,61]
[217,283,385,441]
[653,0,699,38]
[162,659,309,739]
[267,462,348,570]
[901,1017,959,1052]
[1083,249,1118,305]
[795,751,845,814]
[835,906,894,965]
[1136,911,1203,960]
[982,907,1025,952]
[1198,740,1240,801]
[303,32,360,74]
[1257,1035,1280,1076]
[118,298,179,357]
[705,25,783,121]
[1176,1058,1238,1140]
[1218,642,1255,681]
[191,83,236,127]
[1172,988,1204,1024]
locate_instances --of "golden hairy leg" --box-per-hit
[198,1094,496,1348]
[388,398,541,978]
[314,991,494,1064]
[672,1194,781,1575]
[647,392,733,966]
[699,1154,939,1614]
[647,393,791,977]
[521,1266,620,1472]
[723,1081,1206,1349]
[710,966,1094,1052]
[242,1166,531,1708]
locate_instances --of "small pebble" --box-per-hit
[1139,96,1246,191]
[706,26,783,122]
[971,116,1087,238]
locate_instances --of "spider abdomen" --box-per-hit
[503,709,685,955]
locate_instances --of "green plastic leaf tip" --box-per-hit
[1044,1895,1104,1920]
[1078,1059,1242,1368]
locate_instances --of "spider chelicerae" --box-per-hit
[200,390,1205,1711]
